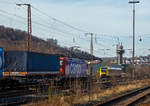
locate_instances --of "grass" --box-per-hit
[23,79,150,106]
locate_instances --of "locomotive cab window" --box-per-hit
[101,68,107,72]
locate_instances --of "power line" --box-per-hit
[16,0,88,33]
[0,7,144,51]
[2,1,150,57]
[14,1,148,42]
[14,3,86,37]
[0,0,15,5]
[1,0,85,37]
[0,9,82,37]
[0,9,87,48]
[31,6,88,33]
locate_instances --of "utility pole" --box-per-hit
[16,4,32,52]
[129,0,140,79]
[85,33,94,76]
[85,33,94,102]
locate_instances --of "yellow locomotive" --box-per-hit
[88,63,126,80]
[99,67,109,78]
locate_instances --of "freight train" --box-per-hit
[0,47,126,88]
[2,50,88,84]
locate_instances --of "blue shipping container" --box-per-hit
[27,52,60,74]
[0,48,3,78]
[4,51,60,76]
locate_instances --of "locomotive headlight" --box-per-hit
[60,68,63,73]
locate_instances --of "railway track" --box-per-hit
[95,85,150,106]
[0,79,136,106]
[0,89,37,105]
[0,94,47,106]
[0,82,67,105]
[0,83,50,106]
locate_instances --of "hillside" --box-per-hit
[0,25,102,61]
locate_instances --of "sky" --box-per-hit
[0,0,150,58]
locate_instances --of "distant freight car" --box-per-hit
[3,51,62,77]
[107,65,124,77]
[88,63,102,75]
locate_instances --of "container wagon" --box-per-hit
[0,47,5,89]
[88,63,102,76]
[0,47,4,79]
[3,51,63,82]
[3,51,88,85]
[107,66,123,77]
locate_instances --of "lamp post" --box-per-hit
[129,0,140,79]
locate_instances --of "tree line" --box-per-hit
[0,25,102,61]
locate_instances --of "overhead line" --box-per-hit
[16,0,139,40]
[0,0,14,5]
[0,9,82,37]
[31,6,88,33]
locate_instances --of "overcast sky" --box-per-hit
[0,0,150,57]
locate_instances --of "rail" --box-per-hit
[95,85,150,106]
